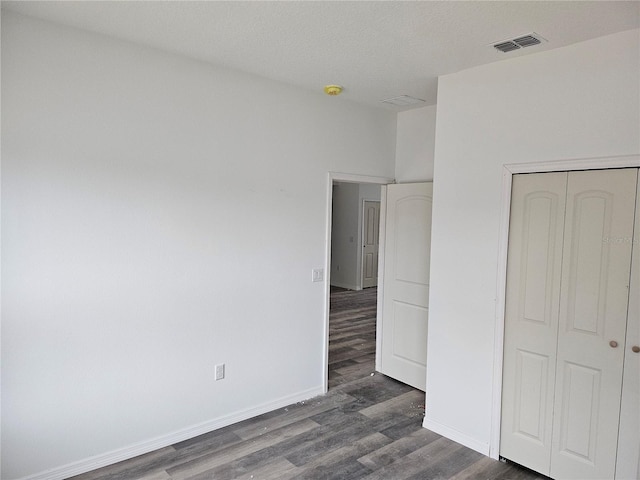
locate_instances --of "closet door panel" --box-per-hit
[551,168,637,480]
[501,172,567,475]
[616,169,640,480]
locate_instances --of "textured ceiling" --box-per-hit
[3,1,639,110]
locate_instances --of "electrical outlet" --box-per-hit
[215,363,225,381]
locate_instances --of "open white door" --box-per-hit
[378,182,432,391]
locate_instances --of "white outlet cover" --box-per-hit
[312,268,324,282]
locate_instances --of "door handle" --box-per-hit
[632,346,640,353]
[609,340,618,348]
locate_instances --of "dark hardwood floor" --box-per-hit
[70,287,546,480]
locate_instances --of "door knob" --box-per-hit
[632,346,640,353]
[609,340,618,348]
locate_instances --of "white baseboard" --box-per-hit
[422,417,490,457]
[329,281,359,291]
[18,386,324,480]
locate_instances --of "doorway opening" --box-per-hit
[323,173,391,393]
[328,181,382,390]
[324,176,434,395]
[330,182,381,291]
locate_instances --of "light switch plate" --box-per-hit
[312,268,324,282]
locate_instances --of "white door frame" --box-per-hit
[490,154,640,460]
[323,172,394,393]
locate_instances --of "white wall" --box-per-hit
[330,182,360,290]
[395,105,436,182]
[425,29,640,454]
[358,183,382,203]
[0,12,396,480]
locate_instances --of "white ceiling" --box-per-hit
[3,1,639,110]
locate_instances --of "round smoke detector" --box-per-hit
[324,85,343,96]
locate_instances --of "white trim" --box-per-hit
[489,167,514,459]
[18,386,324,480]
[490,154,640,460]
[375,186,388,371]
[503,154,640,174]
[423,417,490,456]
[330,280,360,291]
[328,172,394,185]
[323,176,334,394]
[324,172,393,393]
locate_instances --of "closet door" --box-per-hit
[615,169,640,480]
[501,172,567,475]
[550,169,637,480]
[502,168,639,480]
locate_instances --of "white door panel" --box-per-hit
[551,169,636,480]
[391,301,429,365]
[501,172,567,474]
[616,170,640,480]
[379,183,432,391]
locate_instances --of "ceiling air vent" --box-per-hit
[494,41,520,53]
[380,95,426,107]
[492,33,545,53]
[514,35,542,48]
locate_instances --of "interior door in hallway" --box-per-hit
[379,182,432,391]
[362,200,380,288]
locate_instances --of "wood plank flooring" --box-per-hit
[70,287,547,480]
